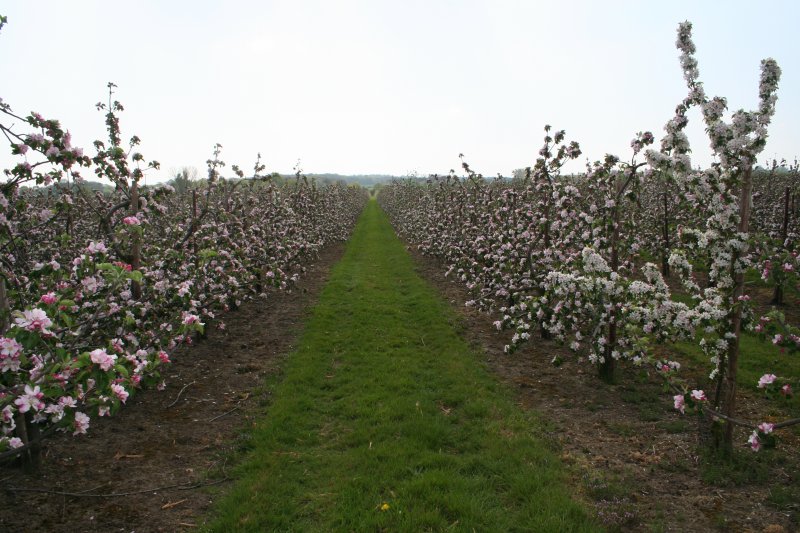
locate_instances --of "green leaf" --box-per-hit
[199,248,218,260]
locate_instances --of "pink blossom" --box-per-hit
[781,384,792,397]
[14,384,45,413]
[86,241,107,254]
[757,422,775,435]
[81,276,99,293]
[2,405,14,424]
[690,390,707,402]
[158,350,170,363]
[747,431,761,452]
[0,337,22,359]
[40,292,58,305]
[73,412,90,435]
[14,308,53,334]
[111,383,129,403]
[8,437,24,449]
[177,281,192,297]
[58,396,77,409]
[772,334,783,345]
[89,348,117,372]
[182,313,202,325]
[44,402,65,420]
[122,216,140,225]
[673,394,685,414]
[110,338,124,353]
[757,373,777,388]
[0,352,21,373]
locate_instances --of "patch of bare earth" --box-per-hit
[0,244,344,533]
[409,246,799,533]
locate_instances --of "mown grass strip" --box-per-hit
[205,200,597,532]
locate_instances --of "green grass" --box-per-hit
[697,445,774,486]
[671,333,799,420]
[204,201,597,532]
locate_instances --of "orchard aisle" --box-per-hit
[206,200,596,531]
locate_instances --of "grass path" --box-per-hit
[206,200,597,532]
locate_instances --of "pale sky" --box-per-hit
[1,1,798,182]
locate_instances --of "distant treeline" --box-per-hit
[303,174,398,186]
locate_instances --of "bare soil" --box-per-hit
[0,244,344,533]
[408,246,799,533]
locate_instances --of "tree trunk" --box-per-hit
[24,412,41,472]
[540,196,552,340]
[772,187,791,305]
[661,192,670,277]
[0,277,8,333]
[12,412,41,472]
[190,189,199,267]
[129,183,142,299]
[717,166,753,454]
[600,191,621,383]
[772,284,784,307]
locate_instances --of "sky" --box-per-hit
[1,1,799,182]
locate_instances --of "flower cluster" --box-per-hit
[0,83,369,455]
[380,21,795,453]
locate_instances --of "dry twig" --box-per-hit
[166,381,196,409]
